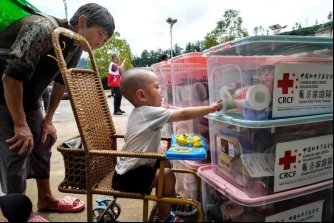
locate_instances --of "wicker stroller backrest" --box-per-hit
[52,27,116,152]
[63,68,116,152]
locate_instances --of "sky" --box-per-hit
[29,0,333,56]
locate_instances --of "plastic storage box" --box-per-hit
[204,35,333,120]
[152,61,173,137]
[152,61,173,107]
[173,159,210,200]
[173,117,211,154]
[199,165,333,222]
[171,53,209,107]
[208,114,333,197]
[169,53,211,147]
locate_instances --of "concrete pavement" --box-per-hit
[25,92,155,222]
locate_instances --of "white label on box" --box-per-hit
[272,63,333,118]
[274,135,333,193]
[240,153,275,178]
[265,200,324,222]
[228,141,235,158]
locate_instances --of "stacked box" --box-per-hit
[152,61,173,137]
[204,35,333,197]
[208,115,333,197]
[204,36,333,120]
[173,160,209,201]
[170,53,210,146]
[198,165,333,222]
[168,53,212,199]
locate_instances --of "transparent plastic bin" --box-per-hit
[173,159,210,200]
[152,62,173,137]
[171,53,208,107]
[173,117,210,151]
[199,165,333,222]
[152,62,173,107]
[0,0,41,32]
[204,35,333,120]
[208,114,333,197]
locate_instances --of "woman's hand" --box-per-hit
[41,119,57,146]
[6,126,34,156]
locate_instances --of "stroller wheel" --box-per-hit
[93,206,115,222]
[99,198,121,219]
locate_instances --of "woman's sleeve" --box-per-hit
[4,17,54,82]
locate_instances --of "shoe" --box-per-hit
[113,111,122,115]
[38,196,85,213]
[119,110,126,113]
[28,214,49,222]
[157,212,184,222]
[171,203,197,216]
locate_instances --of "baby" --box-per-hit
[112,68,222,222]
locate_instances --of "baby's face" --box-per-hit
[143,72,163,107]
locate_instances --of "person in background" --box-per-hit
[112,68,222,222]
[108,54,127,115]
[160,54,168,62]
[0,3,115,221]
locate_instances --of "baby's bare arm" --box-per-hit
[168,101,222,123]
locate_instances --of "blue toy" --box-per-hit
[92,198,121,222]
[166,134,207,160]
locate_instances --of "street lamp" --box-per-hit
[166,17,177,58]
[269,24,287,34]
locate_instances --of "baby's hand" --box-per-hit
[211,99,223,112]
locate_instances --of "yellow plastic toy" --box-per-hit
[176,134,202,147]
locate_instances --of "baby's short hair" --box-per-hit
[120,68,154,104]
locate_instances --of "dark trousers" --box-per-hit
[0,105,52,194]
[113,87,122,113]
[42,89,50,111]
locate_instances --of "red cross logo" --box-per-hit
[279,150,296,170]
[278,73,294,94]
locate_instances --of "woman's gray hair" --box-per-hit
[70,3,115,38]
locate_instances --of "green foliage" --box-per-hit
[204,32,219,50]
[327,11,333,21]
[204,9,249,49]
[184,41,205,53]
[89,32,133,78]
[280,21,333,36]
[131,44,183,67]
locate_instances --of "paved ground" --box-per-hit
[25,92,155,222]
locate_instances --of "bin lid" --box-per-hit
[197,165,333,206]
[203,35,333,57]
[171,52,207,64]
[181,159,211,171]
[206,113,333,128]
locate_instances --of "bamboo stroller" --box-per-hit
[52,27,203,222]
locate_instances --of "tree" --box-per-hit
[253,26,259,36]
[203,31,219,50]
[184,41,204,53]
[204,9,248,49]
[90,32,132,78]
[328,11,333,21]
[174,43,183,56]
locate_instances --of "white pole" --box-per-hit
[170,25,173,58]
